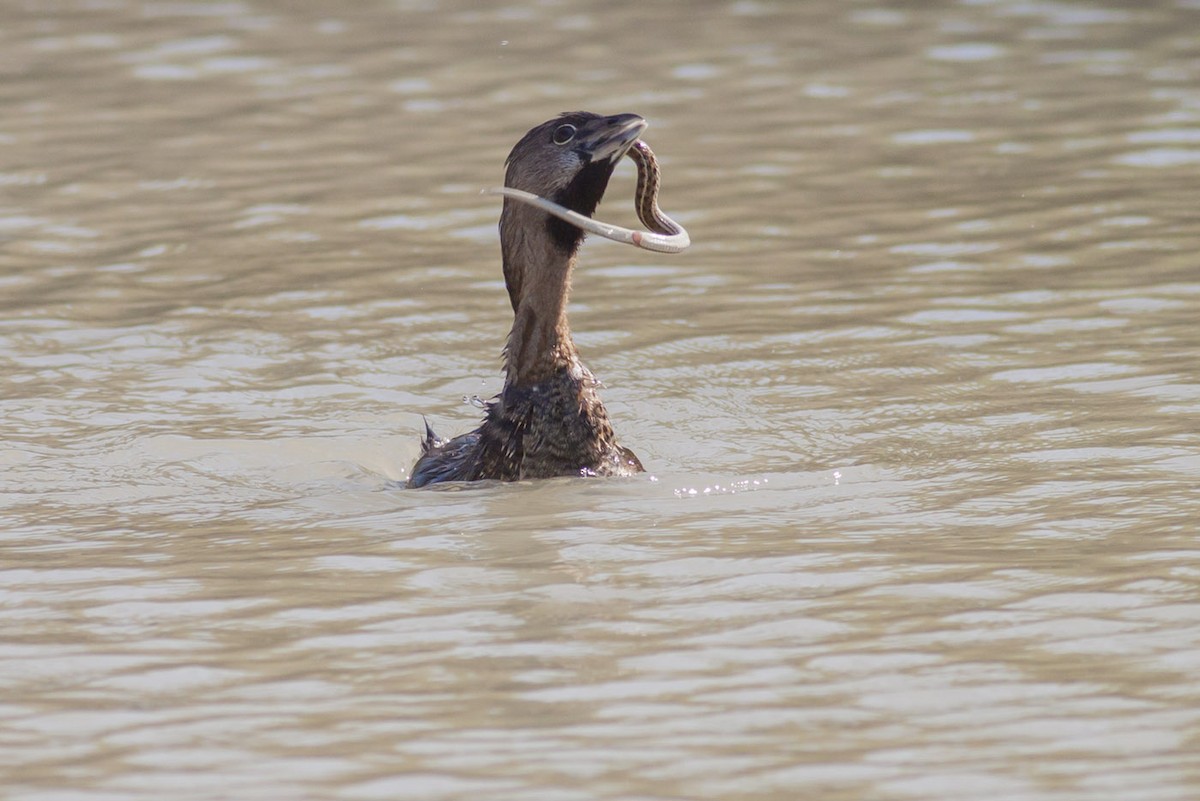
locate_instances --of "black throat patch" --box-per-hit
[548,158,617,253]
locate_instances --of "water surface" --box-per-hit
[3,1,1199,799]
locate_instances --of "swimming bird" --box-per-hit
[407,111,651,487]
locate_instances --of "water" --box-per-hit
[3,1,1199,799]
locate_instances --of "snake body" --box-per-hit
[485,139,690,254]
[630,140,681,237]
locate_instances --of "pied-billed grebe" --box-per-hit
[408,111,683,487]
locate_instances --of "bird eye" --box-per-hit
[552,124,577,145]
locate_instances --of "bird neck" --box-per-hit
[500,206,582,386]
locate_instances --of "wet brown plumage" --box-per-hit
[407,112,646,488]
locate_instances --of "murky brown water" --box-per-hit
[3,1,1199,799]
